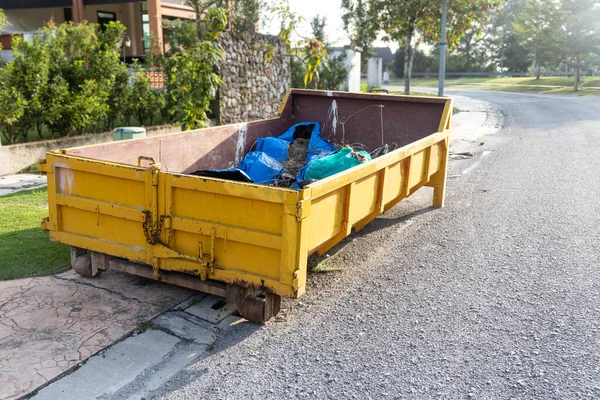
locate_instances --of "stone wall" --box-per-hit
[219,32,291,124]
[0,125,182,176]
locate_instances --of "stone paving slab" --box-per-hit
[185,295,237,324]
[154,312,216,345]
[31,330,181,400]
[0,174,47,197]
[0,270,195,400]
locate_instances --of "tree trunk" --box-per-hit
[465,37,472,71]
[36,122,44,140]
[574,51,580,91]
[403,26,414,95]
[536,62,541,80]
[409,41,417,81]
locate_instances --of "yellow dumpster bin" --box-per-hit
[40,89,452,323]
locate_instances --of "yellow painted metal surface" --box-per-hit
[41,97,452,299]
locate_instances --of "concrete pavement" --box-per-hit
[0,271,195,400]
[0,174,46,197]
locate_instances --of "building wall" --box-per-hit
[2,3,145,57]
[219,31,291,124]
[330,48,362,92]
[84,3,144,56]
[3,8,66,33]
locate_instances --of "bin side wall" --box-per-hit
[290,92,445,151]
[44,152,302,298]
[306,130,450,254]
[65,117,291,174]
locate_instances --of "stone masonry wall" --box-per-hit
[219,32,291,124]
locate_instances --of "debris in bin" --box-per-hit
[188,122,391,188]
[282,137,308,179]
[189,169,252,182]
[304,146,372,181]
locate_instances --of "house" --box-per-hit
[372,46,393,70]
[0,0,197,61]
[328,45,362,92]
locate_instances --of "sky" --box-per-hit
[260,0,398,51]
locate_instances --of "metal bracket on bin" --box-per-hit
[142,212,216,280]
[137,156,161,170]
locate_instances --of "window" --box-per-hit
[142,12,150,53]
[64,8,72,23]
[97,11,116,31]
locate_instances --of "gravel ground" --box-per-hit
[149,91,600,400]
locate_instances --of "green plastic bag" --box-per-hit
[304,147,371,181]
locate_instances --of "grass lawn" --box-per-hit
[387,76,600,96]
[0,187,70,280]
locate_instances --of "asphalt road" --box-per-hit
[149,91,600,399]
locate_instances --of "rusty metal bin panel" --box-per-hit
[41,90,451,300]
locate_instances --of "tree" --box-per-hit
[513,0,566,79]
[9,34,52,140]
[392,47,437,76]
[268,1,329,89]
[161,5,227,129]
[342,0,501,94]
[0,68,26,144]
[302,16,348,91]
[311,15,327,43]
[561,0,600,90]
[341,0,375,54]
[481,0,532,73]
[48,21,125,136]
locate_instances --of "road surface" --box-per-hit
[149,90,600,399]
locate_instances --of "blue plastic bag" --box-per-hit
[255,137,290,162]
[238,151,284,184]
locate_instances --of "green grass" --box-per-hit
[387,76,600,96]
[0,187,70,280]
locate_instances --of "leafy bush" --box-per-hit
[0,20,139,143]
[158,6,227,130]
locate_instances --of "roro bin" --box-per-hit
[40,89,452,323]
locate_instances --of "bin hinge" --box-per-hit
[198,227,217,275]
[296,199,311,221]
[41,217,54,231]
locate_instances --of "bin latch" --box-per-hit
[198,227,217,275]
